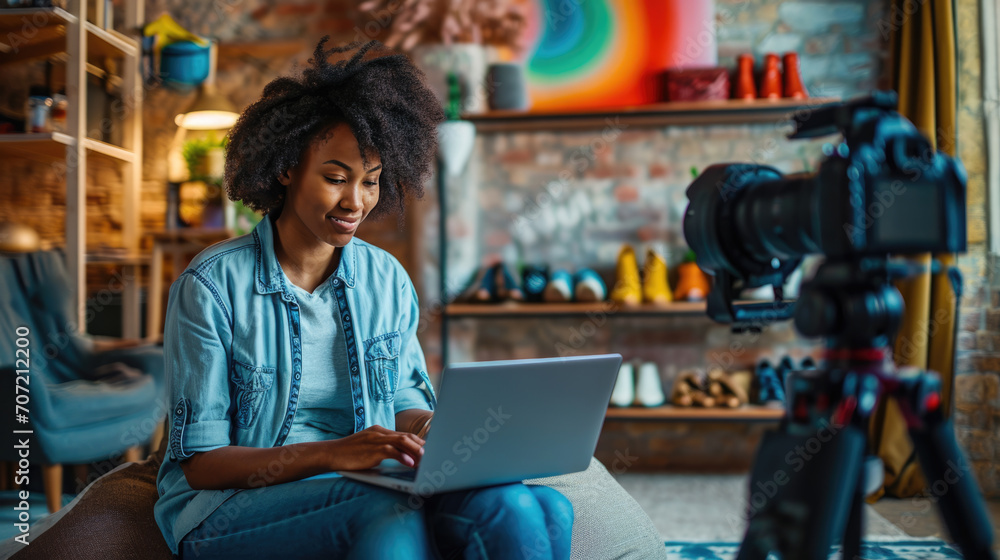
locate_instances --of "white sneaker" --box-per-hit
[635,362,666,407]
[610,363,635,407]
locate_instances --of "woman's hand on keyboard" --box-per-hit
[325,425,425,470]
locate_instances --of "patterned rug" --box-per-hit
[663,540,962,559]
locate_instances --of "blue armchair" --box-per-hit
[0,250,166,513]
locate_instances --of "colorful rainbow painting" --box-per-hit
[521,0,716,110]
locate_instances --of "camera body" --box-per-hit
[683,92,967,326]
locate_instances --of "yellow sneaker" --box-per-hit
[610,245,642,305]
[642,248,673,304]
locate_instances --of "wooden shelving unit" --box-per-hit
[0,2,145,338]
[445,301,707,318]
[462,98,839,132]
[605,405,784,422]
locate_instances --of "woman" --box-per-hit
[153,39,574,559]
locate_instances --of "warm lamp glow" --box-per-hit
[174,110,238,130]
[175,83,238,130]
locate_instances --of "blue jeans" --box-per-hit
[178,476,573,560]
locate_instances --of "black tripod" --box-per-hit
[735,259,996,560]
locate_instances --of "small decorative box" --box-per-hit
[663,68,731,102]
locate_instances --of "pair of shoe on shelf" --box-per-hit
[524,266,607,303]
[754,355,817,406]
[463,263,524,303]
[463,264,608,304]
[671,368,750,408]
[610,362,665,407]
[610,245,672,306]
[611,245,712,305]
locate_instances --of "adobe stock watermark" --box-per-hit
[394,406,512,517]
[898,457,972,529]
[843,180,908,247]
[511,116,629,235]
[707,308,785,371]
[727,418,841,532]
[877,0,928,39]
[671,0,752,68]
[185,443,306,557]
[554,299,621,357]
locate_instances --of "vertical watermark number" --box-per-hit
[13,325,33,546]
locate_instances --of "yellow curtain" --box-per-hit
[868,0,959,500]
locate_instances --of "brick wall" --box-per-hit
[951,0,998,497]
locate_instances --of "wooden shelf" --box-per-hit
[462,98,840,132]
[445,301,708,318]
[0,131,74,159]
[217,39,307,60]
[0,133,134,162]
[0,7,138,67]
[605,405,784,422]
[147,228,235,243]
[86,252,150,265]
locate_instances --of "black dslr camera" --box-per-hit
[683,91,967,329]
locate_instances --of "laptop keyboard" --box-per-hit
[381,469,417,481]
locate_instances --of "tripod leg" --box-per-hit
[736,424,866,560]
[842,472,864,560]
[736,529,772,560]
[909,417,996,559]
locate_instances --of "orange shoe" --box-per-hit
[610,245,642,306]
[674,261,711,302]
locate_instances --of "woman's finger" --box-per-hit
[402,431,425,448]
[391,433,425,459]
[381,445,417,468]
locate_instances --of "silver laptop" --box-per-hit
[337,353,622,495]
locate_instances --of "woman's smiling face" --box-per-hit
[278,122,382,247]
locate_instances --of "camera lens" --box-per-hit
[733,175,822,263]
[684,164,812,287]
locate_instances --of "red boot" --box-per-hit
[783,52,808,99]
[734,54,756,100]
[759,53,782,99]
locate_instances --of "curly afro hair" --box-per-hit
[224,38,444,221]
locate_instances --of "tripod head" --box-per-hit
[794,258,904,349]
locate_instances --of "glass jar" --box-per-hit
[24,86,53,133]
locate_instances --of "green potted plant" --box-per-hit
[181,133,226,184]
[437,73,476,177]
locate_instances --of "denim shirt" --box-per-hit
[153,213,436,556]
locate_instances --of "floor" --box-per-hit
[614,472,1000,553]
[870,496,1000,553]
[614,473,908,542]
